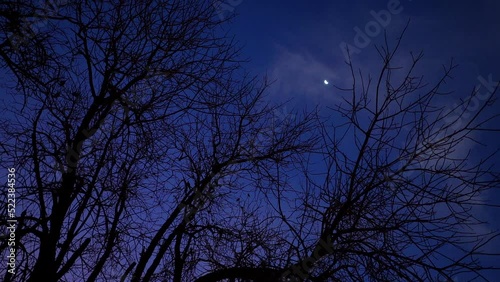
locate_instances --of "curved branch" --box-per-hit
[194,266,283,282]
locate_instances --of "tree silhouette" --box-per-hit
[0,1,315,281]
[270,27,500,281]
[1,1,499,282]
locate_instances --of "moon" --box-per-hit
[324,80,329,85]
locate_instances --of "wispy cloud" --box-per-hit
[268,46,341,104]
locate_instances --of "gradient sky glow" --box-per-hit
[1,1,499,280]
[223,0,500,280]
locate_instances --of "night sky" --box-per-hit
[224,0,500,279]
[1,0,499,280]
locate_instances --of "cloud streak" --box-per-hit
[269,46,341,104]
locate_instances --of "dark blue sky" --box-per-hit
[223,0,500,279]
[227,0,500,149]
[230,0,500,76]
[1,1,498,280]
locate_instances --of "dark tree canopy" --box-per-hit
[0,1,499,282]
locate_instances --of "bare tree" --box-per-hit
[264,28,500,281]
[0,1,315,281]
[1,1,499,282]
[188,28,500,282]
